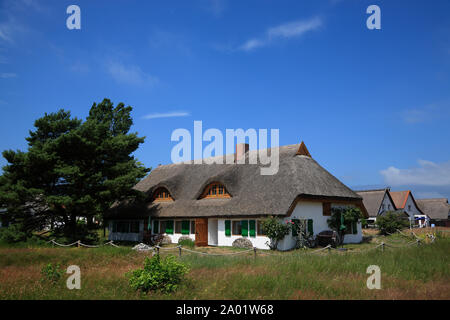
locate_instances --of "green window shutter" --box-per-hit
[249,220,256,237]
[241,220,248,237]
[147,217,152,231]
[292,219,299,236]
[166,220,174,234]
[307,219,314,235]
[153,220,159,233]
[352,221,358,234]
[181,220,190,235]
[225,220,231,236]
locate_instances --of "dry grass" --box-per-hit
[0,233,448,300]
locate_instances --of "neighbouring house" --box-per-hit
[416,198,450,227]
[355,188,397,225]
[106,142,368,250]
[390,190,426,226]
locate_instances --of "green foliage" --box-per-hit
[376,211,410,235]
[40,263,63,284]
[327,207,364,244]
[262,216,290,250]
[127,254,190,293]
[0,223,30,243]
[288,219,314,249]
[178,238,195,248]
[0,99,150,241]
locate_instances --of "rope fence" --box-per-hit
[45,227,438,257]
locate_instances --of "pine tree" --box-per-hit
[0,99,150,241]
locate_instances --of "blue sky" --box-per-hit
[1,0,450,199]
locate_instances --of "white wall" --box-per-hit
[277,201,363,250]
[404,195,422,218]
[217,219,271,250]
[379,193,395,214]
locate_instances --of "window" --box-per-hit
[388,204,391,210]
[200,183,231,199]
[113,221,140,233]
[322,203,331,216]
[408,205,411,211]
[153,187,173,202]
[232,221,241,235]
[190,221,195,234]
[257,220,266,236]
[160,221,167,234]
[175,221,182,234]
[344,221,358,235]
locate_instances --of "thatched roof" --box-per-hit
[108,144,364,219]
[355,189,394,217]
[417,198,450,220]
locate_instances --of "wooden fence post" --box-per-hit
[381,242,385,252]
[77,240,80,248]
[327,245,331,253]
[253,247,257,260]
[156,246,160,256]
[178,245,182,257]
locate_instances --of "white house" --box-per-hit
[106,142,368,250]
[356,188,397,224]
[390,190,426,226]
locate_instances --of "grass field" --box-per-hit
[0,228,449,300]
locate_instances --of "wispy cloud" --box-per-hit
[0,72,17,78]
[200,0,227,17]
[401,100,450,124]
[105,60,159,87]
[142,111,190,120]
[380,160,450,187]
[238,16,323,52]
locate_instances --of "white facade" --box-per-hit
[277,202,362,250]
[379,193,396,215]
[216,219,271,249]
[108,200,363,250]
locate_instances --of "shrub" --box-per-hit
[0,223,30,243]
[178,237,195,248]
[262,216,290,250]
[40,263,63,284]
[327,207,364,244]
[376,211,410,235]
[126,254,189,293]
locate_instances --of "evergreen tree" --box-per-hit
[0,99,149,240]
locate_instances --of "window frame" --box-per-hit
[200,183,231,199]
[153,187,174,202]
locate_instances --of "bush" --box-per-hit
[41,263,63,284]
[127,255,189,293]
[0,223,30,243]
[376,211,410,235]
[262,216,290,250]
[178,237,195,248]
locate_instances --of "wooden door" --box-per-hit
[195,218,208,247]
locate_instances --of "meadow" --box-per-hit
[0,229,449,300]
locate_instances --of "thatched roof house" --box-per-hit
[355,188,396,218]
[106,142,367,249]
[416,198,450,226]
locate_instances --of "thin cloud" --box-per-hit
[380,160,450,187]
[0,72,17,78]
[238,16,323,52]
[105,60,159,87]
[142,111,190,120]
[401,100,450,124]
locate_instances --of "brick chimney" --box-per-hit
[235,143,249,163]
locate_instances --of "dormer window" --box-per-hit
[153,187,173,202]
[200,183,231,199]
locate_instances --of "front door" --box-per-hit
[195,218,208,247]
